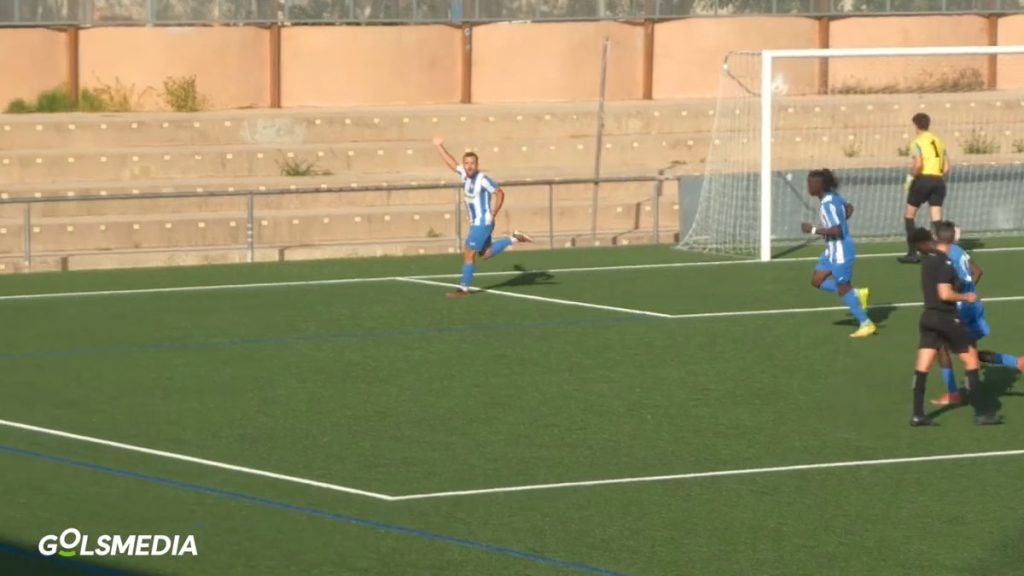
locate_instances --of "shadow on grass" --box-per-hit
[484,265,558,290]
[0,538,151,576]
[926,365,1021,420]
[832,304,899,329]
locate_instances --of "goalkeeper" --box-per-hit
[899,113,950,264]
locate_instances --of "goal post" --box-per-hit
[679,45,1024,262]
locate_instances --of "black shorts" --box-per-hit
[907,175,946,208]
[919,310,974,354]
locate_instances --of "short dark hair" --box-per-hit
[934,220,958,244]
[912,113,931,130]
[463,151,479,161]
[808,168,838,190]
[910,227,934,245]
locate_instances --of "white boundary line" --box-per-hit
[4,414,1021,503]
[667,295,1024,320]
[1,246,1021,302]
[0,418,395,501]
[0,276,397,302]
[395,277,674,318]
[388,449,1024,501]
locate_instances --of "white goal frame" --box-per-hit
[756,45,1024,261]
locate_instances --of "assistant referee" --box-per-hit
[907,228,1002,427]
[899,113,950,264]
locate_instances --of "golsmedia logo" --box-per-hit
[38,528,198,558]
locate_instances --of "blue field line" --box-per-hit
[0,444,630,576]
[0,315,653,362]
[0,542,137,576]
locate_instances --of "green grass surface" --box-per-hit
[2,240,1023,576]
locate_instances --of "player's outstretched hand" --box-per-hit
[800,222,813,234]
[845,203,855,219]
[965,292,979,304]
[432,136,444,147]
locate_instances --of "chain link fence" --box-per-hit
[1,0,1022,26]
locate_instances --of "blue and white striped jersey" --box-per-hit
[457,166,499,226]
[948,243,976,294]
[818,192,856,264]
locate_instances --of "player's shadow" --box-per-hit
[926,365,1020,419]
[831,304,898,328]
[484,265,558,290]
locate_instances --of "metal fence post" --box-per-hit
[548,183,554,248]
[652,179,661,245]
[246,192,255,263]
[23,203,31,272]
[454,187,462,251]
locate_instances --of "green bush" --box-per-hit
[162,75,207,112]
[960,130,1000,155]
[32,87,77,113]
[277,156,332,177]
[5,98,35,113]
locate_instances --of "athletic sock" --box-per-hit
[818,278,838,293]
[488,237,513,258]
[979,350,1018,369]
[904,218,917,254]
[965,369,984,413]
[913,371,928,417]
[996,353,1019,369]
[459,263,474,290]
[941,368,958,395]
[841,290,870,325]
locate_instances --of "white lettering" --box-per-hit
[38,535,58,556]
[178,535,198,556]
[152,535,171,556]
[58,528,82,552]
[110,535,134,556]
[134,535,151,556]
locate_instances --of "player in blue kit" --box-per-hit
[800,169,875,338]
[930,221,1023,405]
[433,136,533,296]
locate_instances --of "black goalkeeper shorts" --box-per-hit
[907,175,946,208]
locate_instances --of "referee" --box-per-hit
[908,227,1002,427]
[899,113,950,264]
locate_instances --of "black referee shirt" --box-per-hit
[921,251,958,314]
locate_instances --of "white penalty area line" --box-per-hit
[667,294,1024,320]
[3,416,1022,504]
[0,418,396,501]
[395,277,674,318]
[0,245,1019,303]
[388,449,1024,501]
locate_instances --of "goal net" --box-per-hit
[678,46,1024,261]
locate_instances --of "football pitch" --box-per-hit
[2,239,1024,576]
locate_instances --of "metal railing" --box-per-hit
[2,0,1022,27]
[1,176,672,271]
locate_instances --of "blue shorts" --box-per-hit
[465,224,494,254]
[957,300,990,341]
[815,251,854,285]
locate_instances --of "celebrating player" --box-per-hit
[929,221,1024,406]
[432,136,532,297]
[907,227,1002,427]
[800,169,875,338]
[899,113,950,264]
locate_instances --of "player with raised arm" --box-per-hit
[929,221,1024,406]
[800,169,874,338]
[432,136,532,297]
[908,227,1002,427]
[899,113,950,264]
